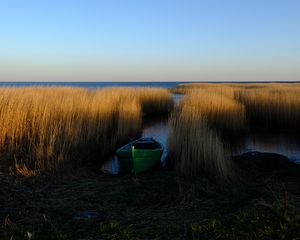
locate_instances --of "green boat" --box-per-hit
[115,137,163,174]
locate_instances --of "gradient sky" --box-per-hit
[0,0,300,81]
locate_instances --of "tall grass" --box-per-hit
[235,87,300,129]
[171,82,300,94]
[171,83,237,96]
[98,87,174,115]
[168,89,242,178]
[0,87,173,172]
[169,83,300,178]
[172,83,300,130]
[168,104,232,179]
[181,90,246,135]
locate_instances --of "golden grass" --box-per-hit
[168,89,242,178]
[0,87,173,172]
[235,86,300,129]
[169,83,300,178]
[168,104,232,179]
[180,90,246,135]
[172,82,300,93]
[171,83,236,95]
[172,83,300,130]
[98,87,174,115]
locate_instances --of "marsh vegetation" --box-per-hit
[169,83,300,178]
[0,87,173,173]
[1,84,300,239]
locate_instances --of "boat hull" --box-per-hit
[116,138,163,173]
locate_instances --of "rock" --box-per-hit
[233,151,300,175]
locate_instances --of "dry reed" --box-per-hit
[172,83,300,131]
[181,90,246,135]
[97,87,173,115]
[235,87,300,129]
[168,104,232,179]
[171,83,236,95]
[168,89,242,178]
[169,83,300,178]
[171,82,300,94]
[0,87,173,172]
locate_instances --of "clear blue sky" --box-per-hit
[0,0,299,81]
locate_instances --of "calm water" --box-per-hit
[142,121,300,165]
[0,81,181,89]
[3,81,297,88]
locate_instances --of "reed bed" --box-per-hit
[169,83,300,178]
[172,83,300,131]
[235,87,300,129]
[168,89,243,178]
[98,87,174,115]
[171,83,235,95]
[171,82,300,94]
[0,87,173,172]
[181,90,246,135]
[168,104,232,179]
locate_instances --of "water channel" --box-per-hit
[141,94,300,164]
[102,94,300,173]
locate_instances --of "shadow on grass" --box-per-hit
[1,157,300,239]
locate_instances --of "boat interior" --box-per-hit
[121,138,161,150]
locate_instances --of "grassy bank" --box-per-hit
[0,87,173,173]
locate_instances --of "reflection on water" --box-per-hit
[143,122,300,165]
[141,94,184,162]
[142,117,169,166]
[172,94,184,104]
[141,94,183,166]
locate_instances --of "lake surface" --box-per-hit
[2,81,298,89]
[0,81,181,89]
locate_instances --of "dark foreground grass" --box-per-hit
[1,157,300,240]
